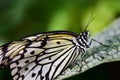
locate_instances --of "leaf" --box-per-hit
[55,17,120,80]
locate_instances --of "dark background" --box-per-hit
[0,0,120,80]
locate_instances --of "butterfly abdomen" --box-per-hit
[0,44,9,69]
[0,46,4,68]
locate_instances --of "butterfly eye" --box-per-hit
[83,31,89,38]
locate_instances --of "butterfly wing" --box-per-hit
[3,32,80,80]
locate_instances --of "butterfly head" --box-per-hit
[77,30,90,48]
[83,30,89,40]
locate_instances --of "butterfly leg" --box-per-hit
[89,39,110,47]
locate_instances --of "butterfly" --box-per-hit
[0,30,90,80]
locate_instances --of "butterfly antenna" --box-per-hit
[84,10,95,31]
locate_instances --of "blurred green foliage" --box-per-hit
[0,0,120,80]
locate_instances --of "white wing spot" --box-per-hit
[13,75,19,80]
[12,55,21,61]
[42,63,51,77]
[10,63,17,69]
[11,68,18,75]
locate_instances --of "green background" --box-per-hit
[0,0,120,80]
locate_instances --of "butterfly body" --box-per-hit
[0,31,89,80]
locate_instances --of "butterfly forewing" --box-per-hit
[2,31,82,80]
